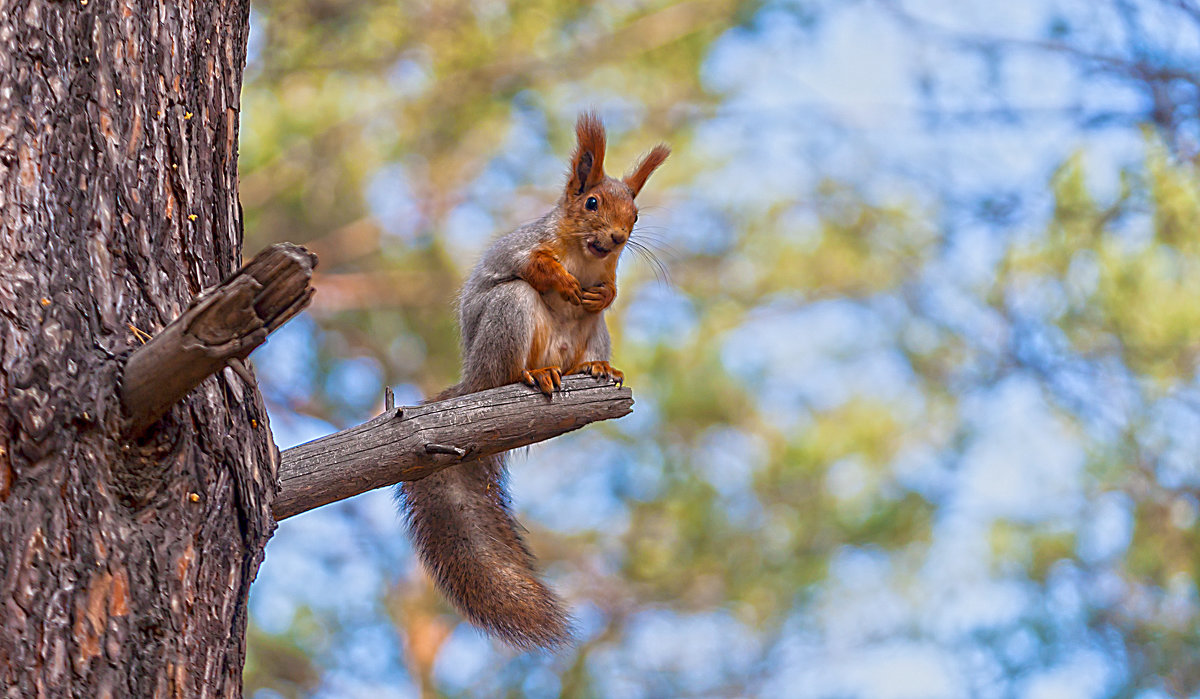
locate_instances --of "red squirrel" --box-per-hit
[400,113,669,649]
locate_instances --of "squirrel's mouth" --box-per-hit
[587,240,611,258]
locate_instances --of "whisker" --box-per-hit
[630,230,673,246]
[626,238,672,285]
[630,228,680,259]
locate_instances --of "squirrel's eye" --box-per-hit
[585,196,599,211]
[634,212,639,223]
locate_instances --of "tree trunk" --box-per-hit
[0,1,269,696]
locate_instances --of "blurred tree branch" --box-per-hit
[876,0,1200,154]
[309,270,445,313]
[240,0,737,213]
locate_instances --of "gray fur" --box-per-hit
[582,319,612,363]
[397,111,657,650]
[458,211,561,344]
[399,209,610,650]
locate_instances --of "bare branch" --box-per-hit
[273,375,634,520]
[120,243,318,437]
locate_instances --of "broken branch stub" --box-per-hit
[120,243,318,437]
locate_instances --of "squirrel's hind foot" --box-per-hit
[569,361,624,386]
[522,366,563,396]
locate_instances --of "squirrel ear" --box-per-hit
[624,144,670,198]
[567,112,607,196]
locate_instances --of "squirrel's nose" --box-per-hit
[611,233,626,245]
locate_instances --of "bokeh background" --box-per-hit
[237,1,1200,696]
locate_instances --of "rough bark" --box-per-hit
[274,376,634,520]
[0,1,269,696]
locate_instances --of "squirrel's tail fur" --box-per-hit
[399,388,571,649]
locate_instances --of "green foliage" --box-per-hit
[243,2,1200,696]
[244,619,322,699]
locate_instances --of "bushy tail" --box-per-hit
[399,445,571,650]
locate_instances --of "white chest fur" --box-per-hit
[533,292,599,369]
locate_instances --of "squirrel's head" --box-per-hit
[560,112,670,262]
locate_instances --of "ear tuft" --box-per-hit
[624,144,670,198]
[567,112,607,196]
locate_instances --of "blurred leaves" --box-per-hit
[244,620,322,699]
[244,0,1200,697]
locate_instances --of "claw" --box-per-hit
[522,366,563,396]
[568,361,624,385]
[579,281,615,313]
[559,278,585,305]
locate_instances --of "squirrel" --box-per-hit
[399,113,669,650]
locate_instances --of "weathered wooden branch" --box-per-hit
[120,243,318,437]
[273,375,634,520]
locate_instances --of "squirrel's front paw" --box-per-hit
[569,361,624,386]
[558,278,584,305]
[580,281,616,313]
[522,366,563,396]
